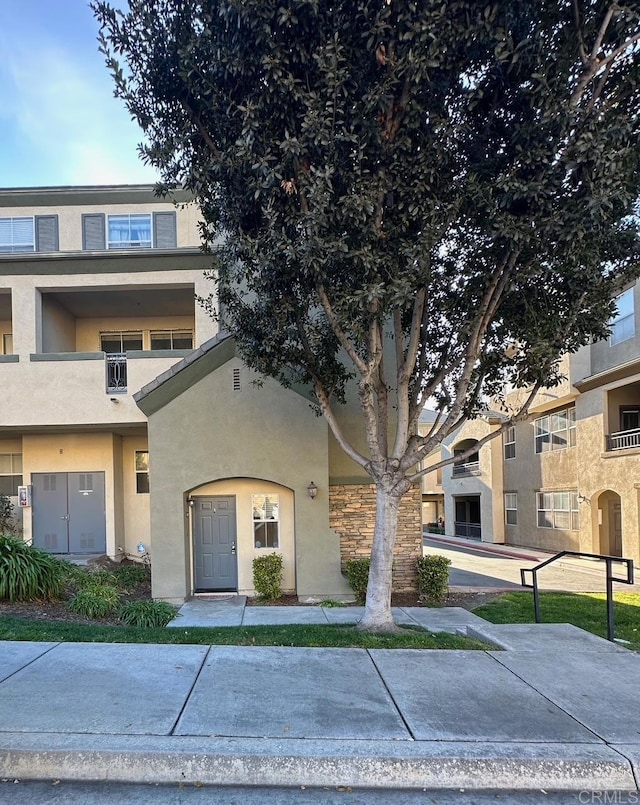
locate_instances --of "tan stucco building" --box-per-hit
[436,290,640,567]
[1,185,422,602]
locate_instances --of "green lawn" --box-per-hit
[474,591,640,650]
[0,616,493,650]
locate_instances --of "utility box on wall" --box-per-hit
[17,485,32,508]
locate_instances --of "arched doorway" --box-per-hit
[594,490,623,557]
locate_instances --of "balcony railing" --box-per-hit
[607,427,640,451]
[452,460,481,476]
[454,521,482,539]
[105,353,127,393]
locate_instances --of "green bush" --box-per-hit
[118,600,176,628]
[67,584,120,619]
[113,564,149,590]
[416,554,451,606]
[345,557,370,604]
[252,553,283,601]
[70,568,119,590]
[426,523,445,535]
[0,535,66,602]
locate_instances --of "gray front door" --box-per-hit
[32,472,106,554]
[193,496,238,591]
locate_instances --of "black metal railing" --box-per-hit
[520,551,634,642]
[105,353,127,393]
[452,461,481,476]
[454,521,482,540]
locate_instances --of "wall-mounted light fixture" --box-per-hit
[307,481,318,500]
[577,494,591,505]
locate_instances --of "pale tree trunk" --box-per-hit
[358,480,408,632]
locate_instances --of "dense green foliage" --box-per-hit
[345,558,371,604]
[113,564,150,590]
[252,552,284,600]
[475,591,640,650]
[118,600,176,628]
[0,536,66,602]
[416,555,452,606]
[67,584,121,619]
[94,0,640,624]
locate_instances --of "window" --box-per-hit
[150,330,193,350]
[536,491,579,530]
[504,493,518,526]
[610,288,635,346]
[0,453,23,496]
[135,451,149,494]
[100,331,143,353]
[620,407,640,432]
[0,217,34,253]
[252,493,279,548]
[503,426,516,460]
[108,214,152,249]
[534,406,576,454]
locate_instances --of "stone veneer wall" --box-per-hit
[329,483,422,593]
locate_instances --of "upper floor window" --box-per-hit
[100,331,143,353]
[0,215,58,253]
[610,288,635,346]
[82,211,176,250]
[0,453,23,496]
[534,406,576,454]
[0,217,34,253]
[503,425,516,460]
[108,214,152,249]
[150,329,193,350]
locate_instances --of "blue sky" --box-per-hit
[0,0,158,188]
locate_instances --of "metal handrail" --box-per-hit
[520,550,634,642]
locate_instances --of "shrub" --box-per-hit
[252,553,283,601]
[118,600,176,628]
[70,568,119,590]
[113,564,149,590]
[0,535,66,602]
[345,557,370,604]
[67,584,120,619]
[426,522,445,535]
[416,555,452,606]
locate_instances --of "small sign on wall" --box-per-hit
[17,486,32,507]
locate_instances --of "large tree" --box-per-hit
[94,0,640,630]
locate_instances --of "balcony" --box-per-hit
[452,460,481,477]
[607,427,640,451]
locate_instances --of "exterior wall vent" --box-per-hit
[232,367,241,392]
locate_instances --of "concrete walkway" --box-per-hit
[0,601,639,793]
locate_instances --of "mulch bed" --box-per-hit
[0,584,501,627]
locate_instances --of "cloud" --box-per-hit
[0,25,158,186]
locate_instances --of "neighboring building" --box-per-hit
[435,284,640,567]
[1,185,423,602]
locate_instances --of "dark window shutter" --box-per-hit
[34,215,59,252]
[153,211,177,248]
[82,214,106,250]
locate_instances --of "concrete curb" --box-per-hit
[0,734,636,791]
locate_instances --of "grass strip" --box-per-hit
[0,617,492,650]
[474,591,640,650]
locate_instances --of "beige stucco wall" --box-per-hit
[2,432,150,558]
[441,418,505,543]
[42,295,76,352]
[0,200,202,251]
[144,356,350,603]
[189,478,295,595]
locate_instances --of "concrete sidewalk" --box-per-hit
[0,602,639,793]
